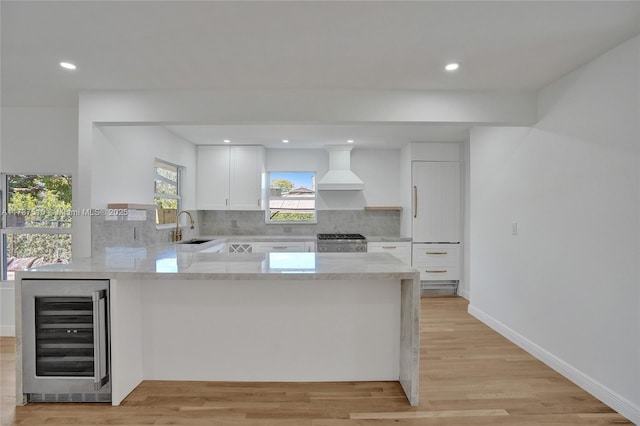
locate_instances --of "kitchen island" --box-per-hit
[15,243,420,406]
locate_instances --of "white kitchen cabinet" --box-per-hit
[254,242,306,253]
[412,243,460,281]
[412,161,460,243]
[229,146,265,210]
[367,241,411,264]
[197,146,230,210]
[197,145,264,210]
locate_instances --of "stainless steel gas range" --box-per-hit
[316,233,367,252]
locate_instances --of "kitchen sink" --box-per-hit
[178,238,213,245]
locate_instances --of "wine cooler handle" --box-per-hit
[92,290,108,390]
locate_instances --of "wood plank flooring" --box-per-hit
[0,297,632,425]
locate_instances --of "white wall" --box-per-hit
[1,107,77,173]
[92,126,197,209]
[0,282,14,336]
[348,149,401,208]
[469,35,640,423]
[460,139,471,300]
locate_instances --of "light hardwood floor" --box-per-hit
[0,297,632,425]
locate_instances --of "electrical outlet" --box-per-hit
[512,222,518,236]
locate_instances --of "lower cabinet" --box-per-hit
[254,242,306,253]
[411,243,460,282]
[227,241,316,254]
[367,242,411,264]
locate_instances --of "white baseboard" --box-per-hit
[456,287,470,300]
[0,325,15,337]
[468,304,640,426]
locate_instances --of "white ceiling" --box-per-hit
[2,1,639,147]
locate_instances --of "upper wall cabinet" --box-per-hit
[412,161,461,243]
[197,145,265,210]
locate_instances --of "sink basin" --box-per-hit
[178,238,213,245]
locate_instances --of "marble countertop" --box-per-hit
[365,236,412,242]
[19,243,419,281]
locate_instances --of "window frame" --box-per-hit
[265,171,317,225]
[153,159,183,226]
[1,173,73,281]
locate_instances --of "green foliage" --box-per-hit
[271,179,294,193]
[155,198,178,209]
[6,234,72,263]
[8,175,72,204]
[9,191,72,228]
[269,211,316,222]
[5,175,72,264]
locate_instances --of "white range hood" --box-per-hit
[317,146,365,191]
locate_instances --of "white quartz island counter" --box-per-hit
[17,246,420,406]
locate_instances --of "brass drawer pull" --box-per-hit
[426,251,448,255]
[426,269,447,273]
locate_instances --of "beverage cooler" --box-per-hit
[21,279,111,402]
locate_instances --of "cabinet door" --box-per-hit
[412,162,460,242]
[197,146,230,210]
[229,146,264,210]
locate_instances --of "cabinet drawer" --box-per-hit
[254,242,306,253]
[419,266,460,281]
[368,242,411,264]
[412,244,460,267]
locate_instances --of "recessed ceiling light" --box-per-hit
[59,62,77,70]
[223,139,231,143]
[282,139,289,144]
[347,139,354,144]
[445,63,460,72]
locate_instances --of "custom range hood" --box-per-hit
[317,146,365,191]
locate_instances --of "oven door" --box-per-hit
[21,279,110,401]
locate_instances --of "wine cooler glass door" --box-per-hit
[21,279,110,400]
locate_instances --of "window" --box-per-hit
[267,172,316,223]
[154,160,182,225]
[1,174,73,280]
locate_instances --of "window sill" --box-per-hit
[265,221,318,225]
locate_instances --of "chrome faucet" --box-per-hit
[172,210,195,242]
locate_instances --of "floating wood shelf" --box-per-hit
[107,203,158,210]
[364,206,402,211]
